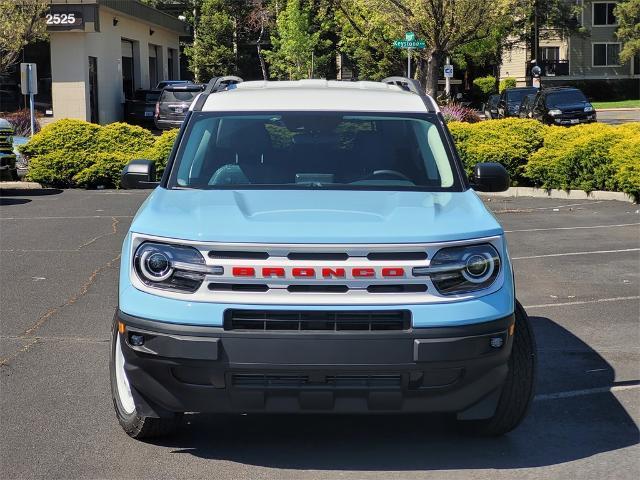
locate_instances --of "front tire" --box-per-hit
[109,321,181,439]
[458,301,536,436]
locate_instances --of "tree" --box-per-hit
[0,0,49,75]
[352,0,511,96]
[264,0,322,79]
[615,0,640,64]
[336,1,404,79]
[183,0,236,82]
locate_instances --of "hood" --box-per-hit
[130,188,503,244]
[552,101,588,112]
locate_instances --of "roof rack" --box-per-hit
[381,77,437,112]
[193,76,244,111]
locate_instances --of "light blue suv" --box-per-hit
[111,77,536,439]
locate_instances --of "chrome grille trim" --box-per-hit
[129,234,505,305]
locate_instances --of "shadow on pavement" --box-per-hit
[0,188,62,205]
[150,315,639,471]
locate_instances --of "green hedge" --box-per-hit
[524,123,640,198]
[450,119,640,200]
[21,119,178,188]
[449,119,546,183]
[499,77,517,93]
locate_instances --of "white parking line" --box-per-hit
[534,201,603,210]
[534,384,639,401]
[525,296,639,309]
[512,248,640,260]
[505,222,640,233]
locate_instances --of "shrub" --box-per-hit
[449,118,546,182]
[472,75,497,97]
[524,123,640,199]
[95,122,155,155]
[141,128,179,177]
[610,135,640,201]
[441,104,481,124]
[4,109,41,136]
[73,153,131,188]
[524,123,623,192]
[499,77,517,93]
[19,119,100,158]
[26,151,93,187]
[21,119,176,188]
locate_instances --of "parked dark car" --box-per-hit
[125,89,161,125]
[156,80,189,90]
[498,87,539,118]
[0,118,18,181]
[531,87,596,126]
[483,94,500,119]
[154,84,205,130]
[518,94,537,119]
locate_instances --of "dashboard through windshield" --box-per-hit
[168,111,462,191]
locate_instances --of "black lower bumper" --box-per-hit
[116,310,514,418]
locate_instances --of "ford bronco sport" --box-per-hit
[112,77,536,439]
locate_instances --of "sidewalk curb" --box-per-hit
[478,187,636,203]
[596,108,640,112]
[0,181,43,190]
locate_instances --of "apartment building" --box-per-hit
[499,0,640,99]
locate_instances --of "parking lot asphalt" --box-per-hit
[1,189,638,480]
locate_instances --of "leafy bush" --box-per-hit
[19,119,99,158]
[449,119,546,182]
[95,122,155,155]
[26,151,93,187]
[523,123,640,199]
[141,128,179,177]
[22,119,177,188]
[472,75,497,97]
[73,153,130,188]
[4,109,41,136]
[441,104,481,124]
[499,77,517,93]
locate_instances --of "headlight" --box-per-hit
[134,242,218,293]
[548,109,562,116]
[424,244,500,295]
[584,104,594,112]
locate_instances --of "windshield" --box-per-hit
[545,90,587,107]
[169,112,460,191]
[161,90,200,103]
[506,88,538,104]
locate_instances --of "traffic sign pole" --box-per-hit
[28,64,35,136]
[407,48,411,79]
[445,56,450,97]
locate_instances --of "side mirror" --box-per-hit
[473,162,510,192]
[121,159,158,189]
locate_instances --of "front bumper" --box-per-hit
[116,309,514,418]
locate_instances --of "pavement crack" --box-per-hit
[0,338,39,367]
[77,216,120,250]
[21,254,121,338]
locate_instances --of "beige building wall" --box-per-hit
[50,5,181,124]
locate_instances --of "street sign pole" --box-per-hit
[21,63,38,137]
[445,56,451,97]
[407,48,411,78]
[28,64,35,136]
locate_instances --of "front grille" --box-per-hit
[232,373,402,389]
[224,309,411,331]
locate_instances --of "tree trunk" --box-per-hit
[425,50,441,98]
[256,19,268,80]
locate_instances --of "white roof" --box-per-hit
[197,79,436,113]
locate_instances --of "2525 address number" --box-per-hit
[45,13,81,26]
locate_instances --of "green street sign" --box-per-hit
[405,31,415,42]
[393,40,426,49]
